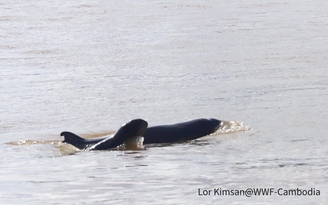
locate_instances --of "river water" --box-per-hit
[1,0,327,204]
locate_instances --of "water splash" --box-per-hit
[215,120,250,134]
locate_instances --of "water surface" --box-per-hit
[1,0,327,204]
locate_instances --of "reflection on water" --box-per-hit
[57,143,80,155]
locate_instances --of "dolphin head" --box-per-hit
[209,118,222,132]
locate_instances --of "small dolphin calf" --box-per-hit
[60,118,222,150]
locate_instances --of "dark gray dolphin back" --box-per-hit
[88,119,148,150]
[143,118,222,144]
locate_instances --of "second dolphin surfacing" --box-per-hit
[61,119,147,150]
[60,118,222,150]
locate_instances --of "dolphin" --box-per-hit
[61,119,147,150]
[60,118,222,150]
[143,118,221,144]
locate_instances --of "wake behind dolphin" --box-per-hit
[60,118,222,150]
